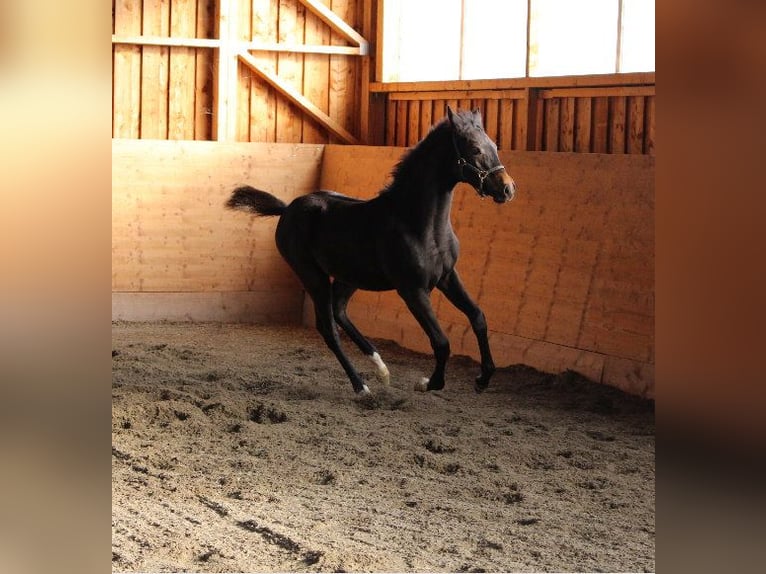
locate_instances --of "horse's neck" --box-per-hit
[391,130,458,229]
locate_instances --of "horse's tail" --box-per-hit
[226,185,287,217]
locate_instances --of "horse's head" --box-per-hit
[447,106,517,204]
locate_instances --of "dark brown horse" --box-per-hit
[227,107,516,395]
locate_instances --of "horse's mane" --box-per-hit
[380,118,453,195]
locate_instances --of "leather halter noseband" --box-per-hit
[452,132,506,197]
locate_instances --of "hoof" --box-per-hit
[356,384,371,396]
[414,377,430,392]
[474,377,489,394]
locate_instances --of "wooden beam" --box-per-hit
[389,89,526,101]
[112,35,365,55]
[369,72,656,93]
[299,0,369,55]
[238,50,359,144]
[214,0,239,141]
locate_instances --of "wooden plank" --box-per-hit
[169,0,197,140]
[113,35,220,47]
[140,0,170,139]
[544,99,560,152]
[627,95,646,154]
[369,72,655,93]
[645,96,655,156]
[113,0,142,138]
[300,0,369,53]
[395,100,407,146]
[276,0,304,143]
[540,86,655,99]
[112,291,304,324]
[483,99,499,143]
[194,0,214,140]
[574,97,592,153]
[559,97,575,152]
[609,96,627,154]
[497,99,513,150]
[250,0,279,142]
[419,100,433,141]
[303,0,332,144]
[235,0,252,141]
[592,96,609,153]
[329,0,357,144]
[238,51,360,143]
[358,0,374,143]
[385,97,396,145]
[407,100,420,146]
[388,89,526,101]
[113,34,363,53]
[213,0,239,141]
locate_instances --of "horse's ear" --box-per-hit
[446,105,456,126]
[472,107,482,122]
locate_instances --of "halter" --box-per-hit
[452,132,506,197]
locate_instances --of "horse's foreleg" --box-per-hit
[397,287,450,392]
[437,270,495,393]
[332,281,390,385]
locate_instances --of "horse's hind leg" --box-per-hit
[290,266,370,394]
[332,281,390,385]
[437,269,495,393]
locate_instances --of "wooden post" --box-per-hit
[214,0,238,141]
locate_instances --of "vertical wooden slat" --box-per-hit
[484,99,499,142]
[235,0,252,141]
[498,99,513,150]
[592,96,609,153]
[644,96,655,156]
[358,0,374,143]
[140,0,170,139]
[559,97,575,152]
[521,88,540,151]
[574,97,592,153]
[419,99,433,140]
[395,100,408,146]
[113,0,142,138]
[407,100,420,145]
[194,0,214,140]
[276,0,304,143]
[329,0,357,143]
[303,0,331,143]
[544,98,560,152]
[609,96,627,154]
[433,100,449,124]
[627,95,645,154]
[385,97,396,145]
[250,0,279,142]
[169,0,197,140]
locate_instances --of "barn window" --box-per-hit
[381,0,655,82]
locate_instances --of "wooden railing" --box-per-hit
[367,72,655,154]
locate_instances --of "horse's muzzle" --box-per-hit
[493,180,516,204]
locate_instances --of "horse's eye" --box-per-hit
[471,146,481,155]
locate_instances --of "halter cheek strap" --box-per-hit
[452,133,506,196]
[456,158,506,196]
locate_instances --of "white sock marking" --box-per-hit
[369,352,390,385]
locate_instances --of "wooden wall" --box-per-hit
[369,74,655,154]
[316,145,655,397]
[112,0,364,143]
[112,139,323,321]
[113,2,655,154]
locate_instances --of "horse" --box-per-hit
[226,106,517,395]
